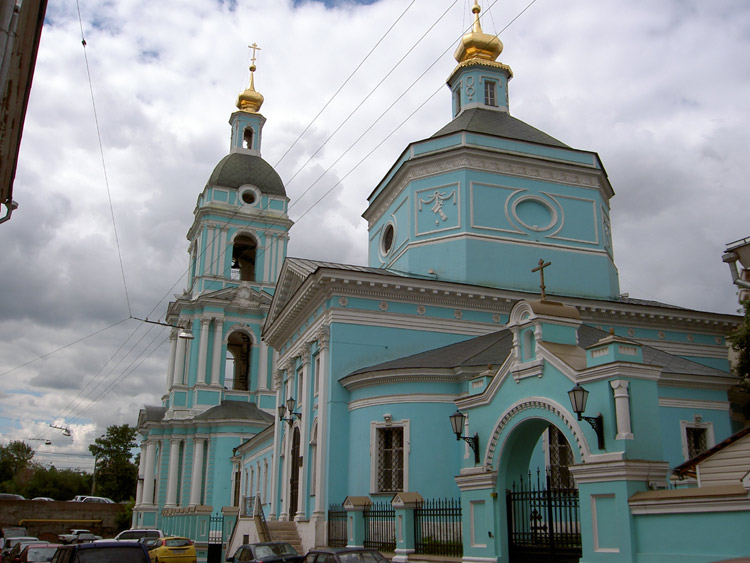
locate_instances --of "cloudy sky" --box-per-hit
[1,0,749,471]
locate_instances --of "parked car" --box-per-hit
[8,542,59,563]
[57,531,100,545]
[2,539,40,563]
[31,498,54,502]
[0,494,24,500]
[141,537,196,563]
[50,541,150,563]
[227,542,302,563]
[0,530,29,554]
[114,530,164,542]
[301,548,388,563]
[81,496,113,504]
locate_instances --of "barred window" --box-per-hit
[685,426,708,459]
[376,427,404,493]
[547,426,576,489]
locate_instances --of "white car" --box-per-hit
[114,529,165,542]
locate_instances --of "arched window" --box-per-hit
[231,235,258,281]
[243,127,254,150]
[522,328,535,361]
[225,331,251,391]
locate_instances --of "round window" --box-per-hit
[381,223,395,254]
[241,190,257,205]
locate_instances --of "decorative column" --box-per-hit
[269,366,283,520]
[610,379,634,440]
[173,333,187,386]
[142,440,157,506]
[312,327,329,521]
[189,438,205,505]
[197,318,210,384]
[210,319,223,385]
[166,330,178,390]
[295,345,312,522]
[135,442,146,506]
[258,341,269,389]
[165,438,182,507]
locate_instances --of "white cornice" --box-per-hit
[454,467,498,491]
[568,460,670,485]
[629,486,750,514]
[342,370,461,391]
[348,394,458,411]
[658,398,731,411]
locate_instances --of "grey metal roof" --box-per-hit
[208,153,286,196]
[350,324,728,379]
[285,257,415,278]
[194,400,274,423]
[431,108,569,148]
[140,406,167,423]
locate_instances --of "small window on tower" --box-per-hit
[381,223,395,255]
[453,88,461,116]
[243,127,254,150]
[485,80,497,107]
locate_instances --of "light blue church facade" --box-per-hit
[134,4,748,563]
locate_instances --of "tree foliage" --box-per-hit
[24,466,91,500]
[728,300,750,386]
[89,424,138,502]
[0,440,36,486]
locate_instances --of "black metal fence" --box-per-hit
[328,503,347,547]
[506,471,581,563]
[363,502,396,552]
[414,498,462,556]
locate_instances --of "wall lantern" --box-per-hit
[449,409,480,464]
[567,384,605,449]
[277,397,302,427]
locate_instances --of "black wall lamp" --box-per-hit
[277,397,302,427]
[568,384,605,450]
[449,409,480,464]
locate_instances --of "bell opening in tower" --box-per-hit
[225,331,251,391]
[231,235,258,281]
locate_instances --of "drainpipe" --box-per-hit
[722,251,750,289]
[0,200,19,224]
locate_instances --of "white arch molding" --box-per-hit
[484,396,593,469]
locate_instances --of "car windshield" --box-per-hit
[75,546,145,562]
[254,544,296,558]
[26,547,57,561]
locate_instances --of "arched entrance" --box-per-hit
[494,412,583,563]
[288,427,301,520]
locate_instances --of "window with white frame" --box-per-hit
[680,418,714,460]
[262,460,268,503]
[370,419,409,494]
[310,419,318,496]
[297,369,304,407]
[484,80,497,107]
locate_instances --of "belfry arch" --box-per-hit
[225,329,254,391]
[231,233,258,281]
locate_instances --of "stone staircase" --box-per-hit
[266,521,303,554]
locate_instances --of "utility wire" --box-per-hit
[75,0,132,318]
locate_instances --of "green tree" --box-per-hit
[0,440,36,486]
[89,424,138,502]
[23,465,92,500]
[728,300,750,386]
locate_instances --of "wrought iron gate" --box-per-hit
[207,514,224,563]
[506,471,581,563]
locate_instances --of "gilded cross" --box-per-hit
[532,259,551,301]
[248,42,261,67]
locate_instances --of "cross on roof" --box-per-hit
[248,42,261,68]
[531,258,551,301]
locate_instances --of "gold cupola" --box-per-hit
[237,43,264,113]
[454,1,503,63]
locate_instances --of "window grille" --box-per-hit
[686,426,708,458]
[377,427,404,492]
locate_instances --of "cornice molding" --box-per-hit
[658,398,730,411]
[568,460,670,485]
[348,394,458,411]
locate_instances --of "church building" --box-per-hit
[134,4,747,563]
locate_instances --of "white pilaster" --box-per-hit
[166,330,178,390]
[610,379,634,440]
[295,345,312,522]
[211,319,223,385]
[174,335,187,386]
[313,327,329,519]
[165,438,181,507]
[269,367,283,520]
[135,442,146,505]
[189,438,205,505]
[142,440,157,506]
[259,341,268,390]
[197,318,210,384]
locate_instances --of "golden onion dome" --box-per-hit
[237,64,264,113]
[454,1,503,63]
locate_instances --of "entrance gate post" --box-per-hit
[343,496,372,548]
[391,492,423,563]
[455,468,501,562]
